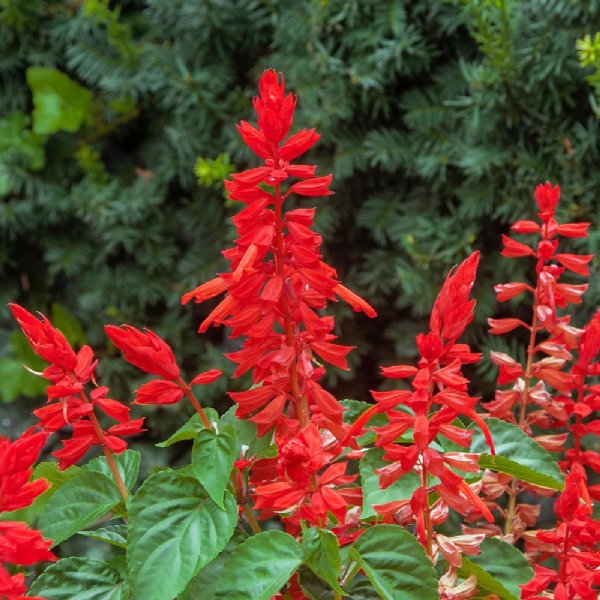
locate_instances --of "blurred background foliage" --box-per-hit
[1,0,600,460]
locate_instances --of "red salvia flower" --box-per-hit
[0,522,55,565]
[10,305,144,473]
[182,69,375,440]
[485,182,594,539]
[0,565,45,600]
[358,252,494,563]
[0,429,49,512]
[522,464,600,599]
[251,424,359,528]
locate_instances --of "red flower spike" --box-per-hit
[372,251,493,558]
[9,304,77,371]
[487,181,597,545]
[182,68,375,442]
[104,324,180,381]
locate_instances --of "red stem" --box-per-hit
[273,183,308,427]
[176,377,213,430]
[80,392,129,501]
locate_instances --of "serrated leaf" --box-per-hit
[359,448,421,519]
[351,524,438,600]
[84,449,141,491]
[29,557,128,599]
[192,423,236,508]
[39,470,121,546]
[179,530,248,600]
[458,538,533,600]
[213,530,303,600]
[156,407,218,447]
[471,418,564,490]
[79,524,128,548]
[27,67,93,134]
[302,526,344,594]
[127,470,237,600]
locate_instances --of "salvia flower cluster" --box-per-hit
[3,70,599,600]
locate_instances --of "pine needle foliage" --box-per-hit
[1,0,599,422]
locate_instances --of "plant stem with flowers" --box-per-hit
[3,70,599,600]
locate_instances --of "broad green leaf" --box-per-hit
[84,449,141,491]
[347,578,381,600]
[39,470,121,546]
[156,407,218,447]
[221,405,273,458]
[298,566,337,600]
[302,526,344,594]
[179,530,248,600]
[27,66,93,134]
[458,537,534,600]
[213,530,303,600]
[29,557,128,599]
[192,423,236,508]
[471,418,564,490]
[351,524,438,600]
[79,524,128,548]
[127,470,237,600]
[359,448,420,519]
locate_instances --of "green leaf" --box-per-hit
[39,470,121,546]
[213,530,303,600]
[359,448,421,519]
[79,524,128,548]
[220,405,273,458]
[471,418,564,490]
[298,566,337,600]
[156,407,218,447]
[179,530,248,600]
[127,470,237,600]
[84,449,141,491]
[302,526,344,594]
[347,578,381,600]
[29,557,128,599]
[458,537,534,600]
[27,66,93,134]
[191,423,236,508]
[351,524,438,600]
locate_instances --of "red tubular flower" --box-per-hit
[182,69,376,439]
[522,464,600,599]
[0,430,49,512]
[10,305,144,480]
[0,565,45,600]
[0,429,57,596]
[0,522,56,565]
[366,252,492,561]
[9,304,77,371]
[104,325,180,381]
[251,424,359,528]
[486,181,595,540]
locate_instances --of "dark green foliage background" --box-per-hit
[1,0,599,443]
